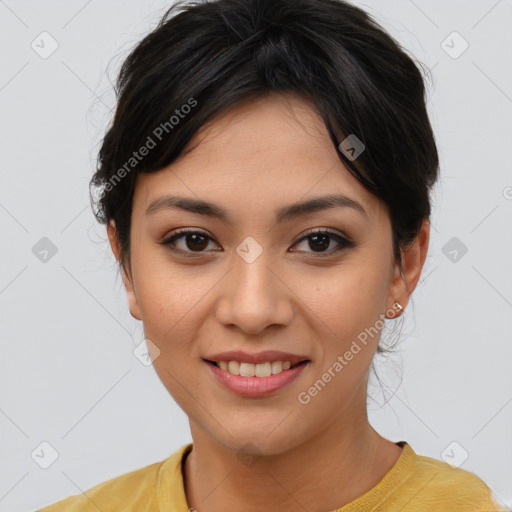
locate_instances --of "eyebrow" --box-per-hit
[145,193,368,223]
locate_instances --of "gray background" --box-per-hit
[0,0,511,510]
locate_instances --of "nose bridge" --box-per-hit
[215,240,293,333]
[234,244,275,297]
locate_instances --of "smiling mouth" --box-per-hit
[204,359,309,377]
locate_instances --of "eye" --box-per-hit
[160,228,220,256]
[160,227,354,258]
[290,228,354,257]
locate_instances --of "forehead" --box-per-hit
[133,92,385,222]
[181,92,340,169]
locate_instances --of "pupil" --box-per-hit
[310,234,329,252]
[187,234,208,251]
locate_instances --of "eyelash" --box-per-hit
[160,228,354,258]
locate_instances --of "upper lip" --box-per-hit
[204,350,310,366]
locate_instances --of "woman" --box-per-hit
[38,0,507,510]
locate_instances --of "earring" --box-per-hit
[386,301,403,319]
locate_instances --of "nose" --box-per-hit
[215,249,294,335]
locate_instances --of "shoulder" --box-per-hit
[36,457,167,512]
[394,445,506,511]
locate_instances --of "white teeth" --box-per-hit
[239,362,255,377]
[255,362,272,377]
[271,361,283,374]
[227,361,240,375]
[215,360,298,377]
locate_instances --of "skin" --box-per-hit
[108,91,429,512]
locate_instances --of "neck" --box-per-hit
[183,397,402,512]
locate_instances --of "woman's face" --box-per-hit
[113,92,409,455]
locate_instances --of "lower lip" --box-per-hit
[205,360,309,397]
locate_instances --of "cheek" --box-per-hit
[305,259,390,339]
[130,251,226,400]
[296,260,391,400]
[292,268,388,421]
[131,245,210,332]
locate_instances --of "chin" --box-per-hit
[210,426,305,459]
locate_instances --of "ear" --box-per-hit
[387,218,430,315]
[107,221,142,321]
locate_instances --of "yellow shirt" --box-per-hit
[37,441,508,512]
